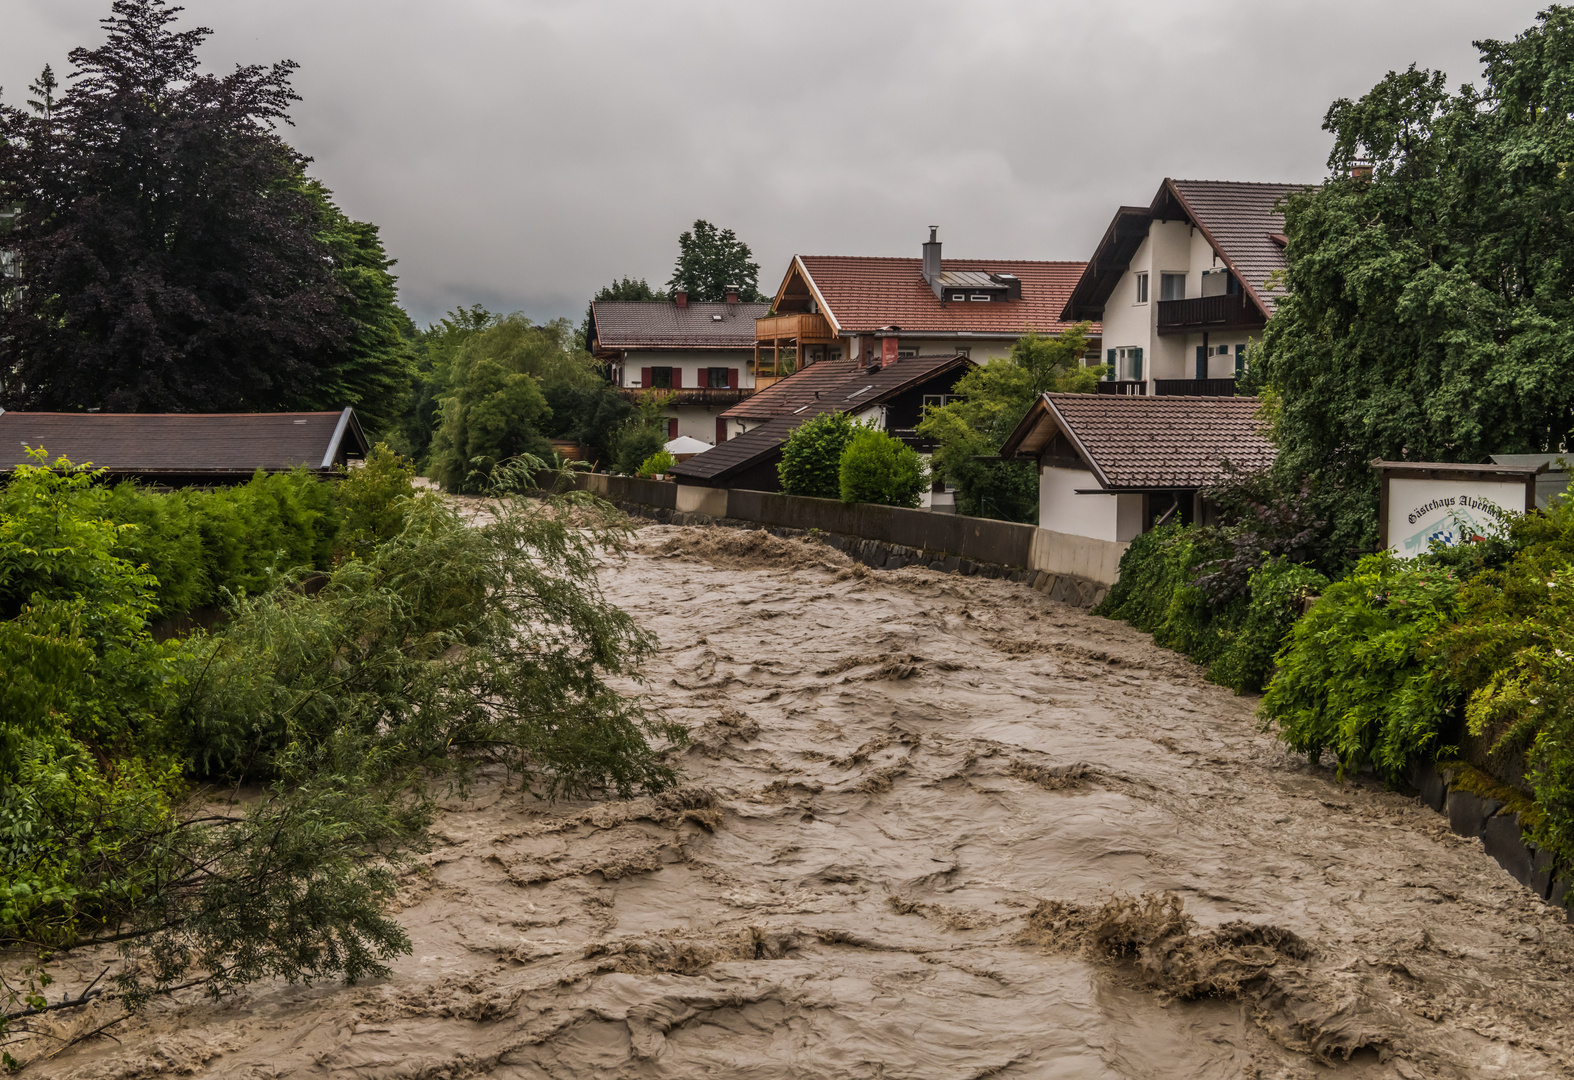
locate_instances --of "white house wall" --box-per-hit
[618,349,755,390]
[1039,465,1118,541]
[1096,218,1266,388]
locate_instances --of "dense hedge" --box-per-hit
[1094,527,1325,695]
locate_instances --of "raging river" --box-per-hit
[19,523,1574,1078]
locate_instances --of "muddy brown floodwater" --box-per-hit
[22,524,1574,1079]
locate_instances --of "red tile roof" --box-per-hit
[1000,393,1273,490]
[0,409,368,476]
[798,256,1090,336]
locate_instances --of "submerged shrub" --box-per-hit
[838,426,924,508]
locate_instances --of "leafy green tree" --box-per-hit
[778,412,857,498]
[667,220,765,301]
[609,391,673,475]
[917,325,1098,521]
[839,426,925,508]
[581,276,664,348]
[0,0,410,420]
[393,305,495,464]
[306,181,417,435]
[1260,8,1574,558]
[426,314,601,491]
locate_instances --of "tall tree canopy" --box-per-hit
[1261,6,1574,555]
[0,0,411,422]
[666,220,764,301]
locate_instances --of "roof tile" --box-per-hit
[799,257,1088,336]
[1038,393,1273,489]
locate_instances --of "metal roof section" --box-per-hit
[0,410,371,477]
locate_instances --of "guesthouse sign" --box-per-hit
[1372,460,1545,555]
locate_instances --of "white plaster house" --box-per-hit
[589,292,769,445]
[998,393,1274,541]
[1061,179,1311,396]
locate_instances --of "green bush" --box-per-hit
[337,442,418,554]
[779,412,856,499]
[838,426,925,508]
[1260,553,1461,781]
[1210,558,1328,694]
[103,469,339,617]
[612,423,666,476]
[638,450,676,478]
[1097,527,1326,696]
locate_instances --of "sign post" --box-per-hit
[1372,460,1546,555]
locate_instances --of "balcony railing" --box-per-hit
[616,387,753,407]
[1095,379,1147,396]
[755,312,835,344]
[1154,378,1239,397]
[1156,293,1262,335]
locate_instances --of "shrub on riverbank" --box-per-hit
[0,454,676,1060]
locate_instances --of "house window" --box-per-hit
[1134,272,1149,304]
[1159,273,1186,301]
[707,367,730,387]
[969,294,991,302]
[648,366,673,389]
[1111,346,1143,381]
[951,293,967,301]
[829,348,843,362]
[922,394,954,410]
[897,348,918,358]
[955,347,971,359]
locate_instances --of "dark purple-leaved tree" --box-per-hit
[0,0,406,416]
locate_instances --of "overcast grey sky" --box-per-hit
[2,0,1548,326]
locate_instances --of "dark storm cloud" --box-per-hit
[2,0,1549,325]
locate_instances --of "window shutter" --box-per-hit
[1234,344,1246,376]
[1106,348,1116,379]
[1195,346,1207,380]
[668,418,678,440]
[640,366,651,388]
[728,368,739,389]
[716,417,727,444]
[1133,348,1143,381]
[696,368,709,388]
[671,367,682,389]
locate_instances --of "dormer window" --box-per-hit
[970,294,990,302]
[951,293,966,301]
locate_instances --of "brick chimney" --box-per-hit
[725,284,739,305]
[674,289,688,309]
[922,226,944,300]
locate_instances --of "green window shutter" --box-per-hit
[1234,344,1246,376]
[1106,348,1116,380]
[1133,347,1143,381]
[1195,345,1207,379]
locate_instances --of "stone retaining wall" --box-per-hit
[1408,759,1568,910]
[577,474,1124,604]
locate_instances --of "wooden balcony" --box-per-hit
[1156,294,1262,335]
[754,312,835,345]
[616,387,753,407]
[1154,378,1239,397]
